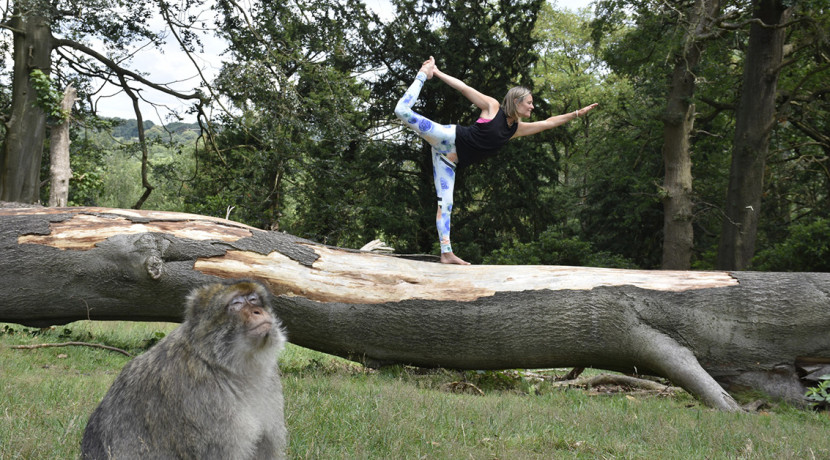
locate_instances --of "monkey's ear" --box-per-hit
[184,284,216,317]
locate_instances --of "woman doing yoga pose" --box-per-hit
[395,56,598,265]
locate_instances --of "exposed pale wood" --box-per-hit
[48,85,77,208]
[1,206,829,412]
[551,373,675,392]
[18,213,252,249]
[195,246,739,304]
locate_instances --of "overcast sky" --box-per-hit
[95,0,596,122]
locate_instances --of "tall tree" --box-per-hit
[1,0,52,203]
[0,0,207,204]
[590,0,691,268]
[660,0,722,269]
[717,0,791,270]
[593,0,732,270]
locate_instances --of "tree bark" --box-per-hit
[661,0,721,270]
[2,206,829,411]
[717,0,790,270]
[0,6,53,203]
[48,86,77,207]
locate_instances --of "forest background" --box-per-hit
[1,0,828,270]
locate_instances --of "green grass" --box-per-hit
[2,322,829,459]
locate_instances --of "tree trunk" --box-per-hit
[2,206,828,411]
[661,0,721,270]
[48,86,76,207]
[0,7,54,203]
[717,0,790,270]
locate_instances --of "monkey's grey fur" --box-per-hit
[81,279,287,460]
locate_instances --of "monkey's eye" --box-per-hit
[246,293,261,305]
[228,295,247,312]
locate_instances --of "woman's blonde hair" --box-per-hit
[502,86,532,119]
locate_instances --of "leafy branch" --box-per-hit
[29,69,70,123]
[805,374,830,410]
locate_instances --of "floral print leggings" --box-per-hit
[394,72,458,254]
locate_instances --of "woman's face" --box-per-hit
[516,94,534,118]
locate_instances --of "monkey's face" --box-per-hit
[229,289,275,341]
[184,280,286,363]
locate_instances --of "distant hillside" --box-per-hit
[109,118,201,140]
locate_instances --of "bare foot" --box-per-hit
[440,252,471,265]
[420,56,435,79]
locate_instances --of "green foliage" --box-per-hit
[574,94,666,268]
[805,375,830,410]
[66,127,109,206]
[38,116,115,205]
[96,136,193,211]
[29,69,69,123]
[182,116,292,227]
[588,0,830,269]
[754,219,830,271]
[183,0,376,231]
[109,118,157,139]
[42,118,199,210]
[484,226,637,267]
[15,0,827,271]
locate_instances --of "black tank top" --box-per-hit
[455,108,518,167]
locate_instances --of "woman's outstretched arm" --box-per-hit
[432,65,500,119]
[513,103,599,138]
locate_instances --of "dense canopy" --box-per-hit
[0,0,827,269]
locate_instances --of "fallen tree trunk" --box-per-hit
[2,206,829,411]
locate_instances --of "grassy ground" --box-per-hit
[1,321,828,459]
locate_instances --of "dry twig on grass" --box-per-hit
[441,381,486,396]
[10,341,132,357]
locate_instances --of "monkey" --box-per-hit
[81,279,287,460]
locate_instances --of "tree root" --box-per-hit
[10,341,132,357]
